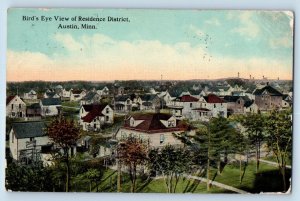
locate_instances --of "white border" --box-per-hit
[0,1,299,201]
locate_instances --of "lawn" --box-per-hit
[62,101,80,108]
[210,161,291,193]
[262,156,292,166]
[93,169,232,193]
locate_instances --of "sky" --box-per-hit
[7,8,294,81]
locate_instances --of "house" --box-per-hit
[40,98,62,117]
[139,94,161,111]
[97,86,110,96]
[244,100,258,114]
[70,89,86,101]
[62,88,72,101]
[115,113,195,148]
[200,94,227,118]
[113,95,132,113]
[23,89,37,100]
[168,95,201,120]
[43,91,60,99]
[26,103,42,117]
[282,94,292,109]
[6,95,26,118]
[9,121,52,164]
[157,91,173,106]
[223,96,247,115]
[80,91,101,105]
[79,104,114,131]
[253,85,283,112]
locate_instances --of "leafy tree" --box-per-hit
[148,145,192,193]
[117,136,148,193]
[46,117,80,192]
[76,168,102,192]
[240,113,265,172]
[265,109,292,191]
[5,162,55,191]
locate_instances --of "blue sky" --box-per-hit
[7,9,293,81]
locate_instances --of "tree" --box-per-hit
[148,145,192,193]
[231,126,250,183]
[117,136,148,193]
[47,117,80,192]
[240,113,265,172]
[77,168,102,192]
[265,109,292,191]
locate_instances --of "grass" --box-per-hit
[92,169,231,193]
[262,156,292,166]
[62,101,80,108]
[210,161,291,193]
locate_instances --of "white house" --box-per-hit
[115,113,195,148]
[244,100,258,114]
[40,98,62,117]
[70,89,86,101]
[80,104,114,131]
[23,90,37,100]
[9,121,52,164]
[113,95,132,113]
[62,88,72,100]
[200,94,227,118]
[168,95,204,120]
[6,95,26,118]
[97,86,110,96]
[43,91,60,99]
[80,91,101,105]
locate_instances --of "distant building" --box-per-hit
[253,85,283,111]
[40,98,62,117]
[70,89,86,101]
[115,113,195,148]
[97,86,110,96]
[9,121,52,164]
[200,94,227,118]
[79,104,114,131]
[6,95,26,118]
[113,95,132,113]
[23,89,37,100]
[26,103,42,117]
[80,91,101,105]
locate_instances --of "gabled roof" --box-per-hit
[28,90,37,95]
[41,98,61,106]
[203,94,224,103]
[72,89,84,94]
[11,121,46,139]
[223,96,243,103]
[81,104,109,123]
[253,85,283,96]
[124,113,175,133]
[139,94,158,101]
[6,95,16,105]
[115,95,131,102]
[244,100,255,108]
[82,92,99,101]
[27,103,41,109]
[45,92,58,98]
[178,95,199,102]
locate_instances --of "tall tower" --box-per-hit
[238,72,240,78]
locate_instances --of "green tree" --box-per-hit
[117,136,148,193]
[148,145,192,193]
[265,109,292,191]
[47,117,80,192]
[240,113,265,172]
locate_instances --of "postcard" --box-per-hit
[6,8,293,194]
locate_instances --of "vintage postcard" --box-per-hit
[6,8,293,193]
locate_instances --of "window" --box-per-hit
[127,100,130,104]
[190,103,193,108]
[106,116,109,122]
[214,104,216,108]
[94,119,96,122]
[11,104,14,110]
[11,112,15,117]
[106,108,109,114]
[160,134,165,144]
[30,137,34,142]
[94,124,96,129]
[168,120,175,127]
[19,104,21,109]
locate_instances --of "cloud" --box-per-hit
[7,33,292,81]
[204,18,220,26]
[232,12,260,38]
[269,36,293,49]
